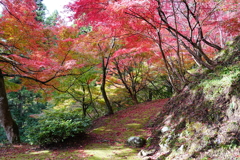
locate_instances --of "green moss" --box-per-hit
[202,135,211,142]
[84,143,141,160]
[190,64,240,104]
[175,120,186,132]
[183,124,196,137]
[220,139,239,149]
[146,137,153,147]
[153,37,240,160]
[92,126,113,134]
[1,149,81,160]
[126,123,143,129]
[160,136,168,145]
[201,156,212,160]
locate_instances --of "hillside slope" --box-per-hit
[143,36,240,160]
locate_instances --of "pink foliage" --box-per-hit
[69,0,239,61]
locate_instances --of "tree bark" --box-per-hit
[87,83,99,117]
[101,57,114,115]
[101,71,114,115]
[0,69,20,144]
[148,89,153,101]
[131,94,139,104]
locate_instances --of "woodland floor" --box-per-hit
[0,99,168,160]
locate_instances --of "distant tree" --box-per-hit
[111,52,153,104]
[35,0,59,25]
[53,67,101,118]
[45,10,59,26]
[72,30,119,115]
[35,0,46,22]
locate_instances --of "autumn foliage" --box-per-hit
[0,0,239,144]
[68,0,239,91]
[0,0,83,91]
[0,0,87,144]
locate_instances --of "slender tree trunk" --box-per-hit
[101,57,114,115]
[87,83,99,117]
[101,81,114,115]
[156,31,180,93]
[113,59,139,104]
[148,89,153,101]
[82,103,87,118]
[81,85,87,118]
[0,70,20,144]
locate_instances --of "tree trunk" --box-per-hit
[0,70,20,144]
[101,81,114,115]
[87,83,99,117]
[101,57,114,115]
[131,94,139,104]
[81,85,87,118]
[148,89,153,101]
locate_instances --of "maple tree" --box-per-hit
[72,30,120,115]
[69,75,100,118]
[55,67,101,118]
[0,0,83,143]
[98,38,116,115]
[69,0,239,91]
[0,0,238,145]
[111,51,154,104]
[70,28,172,111]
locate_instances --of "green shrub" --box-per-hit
[26,108,91,146]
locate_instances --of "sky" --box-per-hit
[0,0,75,24]
[0,0,73,16]
[42,0,74,18]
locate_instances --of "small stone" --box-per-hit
[159,143,170,153]
[142,156,151,160]
[140,149,156,156]
[177,145,185,152]
[127,136,146,148]
[161,126,170,133]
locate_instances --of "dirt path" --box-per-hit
[0,99,168,160]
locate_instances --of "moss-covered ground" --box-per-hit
[0,99,168,160]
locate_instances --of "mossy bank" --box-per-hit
[144,36,240,160]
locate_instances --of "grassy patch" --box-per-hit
[0,148,84,160]
[197,65,240,101]
[126,123,143,129]
[90,100,167,142]
[84,143,141,160]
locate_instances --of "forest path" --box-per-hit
[81,98,168,160]
[0,99,168,160]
